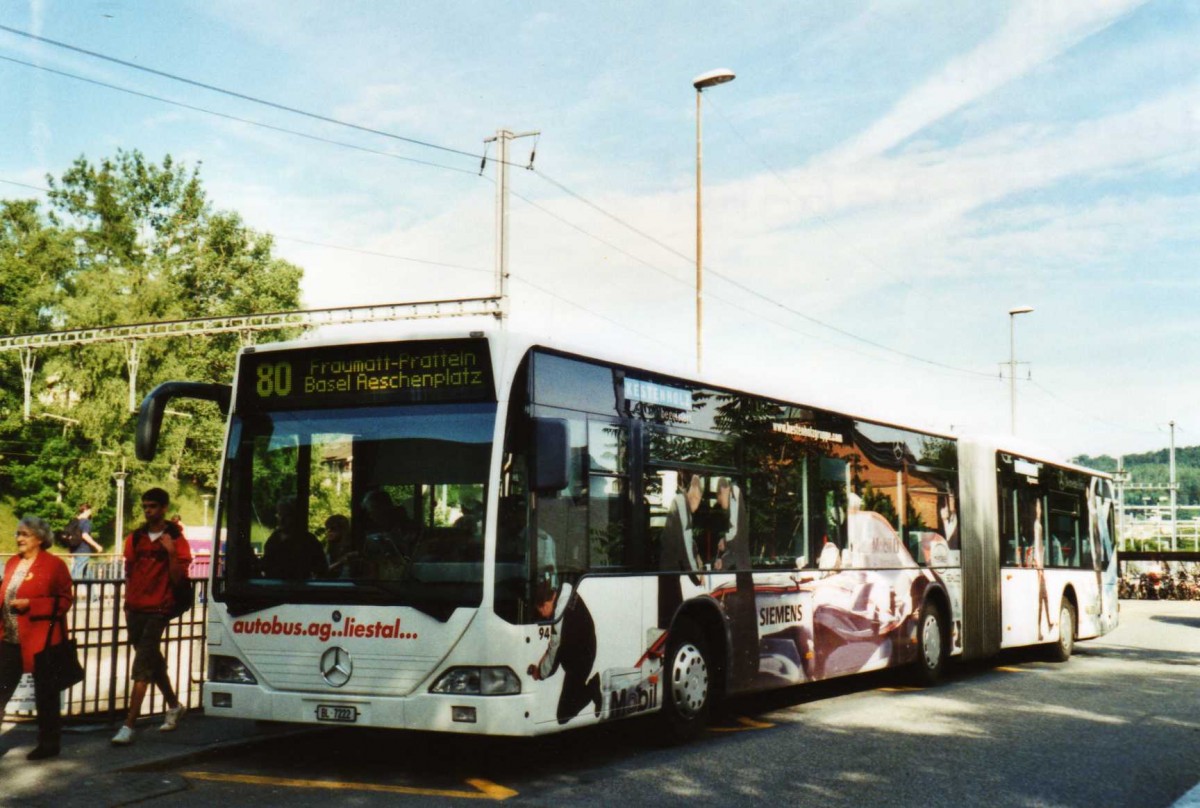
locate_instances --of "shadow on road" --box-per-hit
[148,614,1200,808]
[1152,613,1200,629]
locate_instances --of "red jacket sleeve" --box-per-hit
[123,532,135,578]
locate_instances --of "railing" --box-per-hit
[1118,513,1200,552]
[64,551,211,581]
[3,576,208,722]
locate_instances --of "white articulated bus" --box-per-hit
[136,330,1118,740]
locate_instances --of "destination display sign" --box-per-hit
[238,338,495,410]
[623,378,693,410]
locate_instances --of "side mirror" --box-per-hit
[136,381,231,461]
[530,417,569,494]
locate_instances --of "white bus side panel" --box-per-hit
[999,568,1101,648]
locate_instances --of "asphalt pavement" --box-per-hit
[0,710,309,807]
[1,599,1197,807]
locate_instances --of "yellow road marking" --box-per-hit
[708,715,775,732]
[181,771,517,800]
[993,666,1029,673]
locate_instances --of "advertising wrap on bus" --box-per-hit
[131,332,1114,739]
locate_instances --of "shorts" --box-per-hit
[127,611,169,682]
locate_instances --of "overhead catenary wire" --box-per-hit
[1028,380,1160,437]
[0,55,478,176]
[0,27,1156,438]
[275,236,490,275]
[510,276,677,353]
[0,23,1014,380]
[0,174,490,274]
[506,186,939,368]
[702,93,914,294]
[530,168,994,379]
[0,24,504,165]
[0,178,48,193]
[0,169,1154,438]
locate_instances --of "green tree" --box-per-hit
[0,150,303,544]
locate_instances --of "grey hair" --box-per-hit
[18,515,54,549]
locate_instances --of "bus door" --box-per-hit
[525,415,653,727]
[644,464,766,692]
[1089,477,1119,635]
[999,483,1053,648]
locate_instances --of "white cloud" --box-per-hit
[825,0,1150,165]
[690,82,1200,296]
[9,2,1182,457]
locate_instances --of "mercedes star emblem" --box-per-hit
[320,646,353,687]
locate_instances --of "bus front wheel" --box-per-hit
[659,620,711,743]
[912,600,945,686]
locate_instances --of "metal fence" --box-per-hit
[66,551,211,581]
[3,576,208,723]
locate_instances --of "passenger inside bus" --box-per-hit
[453,497,484,540]
[360,489,415,560]
[261,496,329,580]
[324,514,355,578]
[359,489,414,579]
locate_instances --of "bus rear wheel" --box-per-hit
[1048,601,1076,662]
[659,620,711,743]
[911,600,945,686]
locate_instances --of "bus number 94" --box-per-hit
[256,361,293,398]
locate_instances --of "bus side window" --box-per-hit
[1013,487,1046,568]
[999,484,1019,567]
[1048,490,1081,569]
[816,457,849,568]
[588,420,628,570]
[741,450,848,571]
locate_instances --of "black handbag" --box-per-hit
[33,596,85,692]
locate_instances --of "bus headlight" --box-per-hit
[430,666,521,695]
[209,654,258,685]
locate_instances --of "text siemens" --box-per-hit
[759,604,804,626]
[231,615,417,643]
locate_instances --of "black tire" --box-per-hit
[1048,600,1076,662]
[911,600,945,686]
[658,620,711,743]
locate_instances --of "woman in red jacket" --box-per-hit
[0,515,74,760]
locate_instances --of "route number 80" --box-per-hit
[256,361,293,398]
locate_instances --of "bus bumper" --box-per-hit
[202,682,542,736]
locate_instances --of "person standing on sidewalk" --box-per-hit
[0,516,74,760]
[111,488,191,746]
[67,503,103,580]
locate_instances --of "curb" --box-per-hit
[116,724,322,773]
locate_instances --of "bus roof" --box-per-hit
[239,326,1097,473]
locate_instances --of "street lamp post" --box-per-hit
[112,464,127,547]
[1008,305,1034,434]
[693,68,736,375]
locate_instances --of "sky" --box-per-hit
[0,0,1197,461]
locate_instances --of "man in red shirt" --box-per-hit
[112,487,192,746]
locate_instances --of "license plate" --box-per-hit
[316,704,358,723]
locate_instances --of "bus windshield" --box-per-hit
[216,401,496,614]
